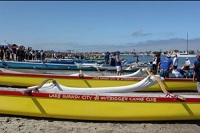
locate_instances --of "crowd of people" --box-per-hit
[103,50,200,87]
[0,45,51,62]
[150,54,200,94]
[150,53,197,78]
[0,45,105,62]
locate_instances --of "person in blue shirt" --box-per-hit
[158,54,173,78]
[193,55,200,94]
[193,55,200,69]
[104,52,110,65]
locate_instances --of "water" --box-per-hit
[120,55,197,67]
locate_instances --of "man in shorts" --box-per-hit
[158,54,173,78]
[115,51,122,75]
[193,55,200,94]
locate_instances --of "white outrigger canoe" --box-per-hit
[26,75,162,93]
[0,68,147,77]
[70,68,147,77]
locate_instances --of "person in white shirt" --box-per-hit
[172,54,178,70]
[152,55,157,74]
[184,58,191,71]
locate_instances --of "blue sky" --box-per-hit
[0,1,200,52]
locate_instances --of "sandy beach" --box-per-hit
[0,115,200,133]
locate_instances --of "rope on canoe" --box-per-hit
[22,78,57,94]
[145,68,185,101]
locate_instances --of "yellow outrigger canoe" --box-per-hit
[0,70,196,91]
[0,88,200,121]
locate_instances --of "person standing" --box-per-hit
[115,51,122,75]
[135,56,139,67]
[152,54,158,74]
[40,50,46,63]
[193,55,200,94]
[0,47,4,60]
[16,47,25,62]
[151,55,157,74]
[158,54,173,78]
[156,53,161,74]
[193,55,200,69]
[110,53,116,66]
[104,52,110,65]
[172,54,178,70]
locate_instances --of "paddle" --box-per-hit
[145,69,185,101]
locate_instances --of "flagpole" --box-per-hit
[187,32,188,53]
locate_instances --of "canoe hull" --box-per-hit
[0,61,96,70]
[0,90,200,121]
[0,61,139,72]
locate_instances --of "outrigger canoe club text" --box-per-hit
[49,94,157,102]
[92,77,141,81]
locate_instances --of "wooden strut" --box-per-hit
[96,67,106,76]
[22,78,57,94]
[145,68,185,101]
[79,69,106,77]
[79,70,84,77]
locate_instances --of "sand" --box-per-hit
[0,115,200,133]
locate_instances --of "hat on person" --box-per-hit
[116,51,120,54]
[166,54,171,58]
[186,58,188,60]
